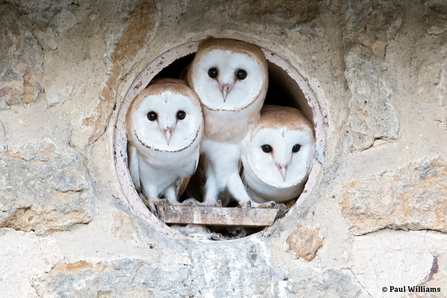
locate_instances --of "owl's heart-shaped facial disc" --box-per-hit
[188,38,268,112]
[241,105,315,203]
[129,80,203,153]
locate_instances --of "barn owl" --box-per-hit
[126,79,203,212]
[187,38,268,207]
[241,105,315,204]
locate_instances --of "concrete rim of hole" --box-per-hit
[112,40,327,239]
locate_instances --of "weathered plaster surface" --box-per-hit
[0,0,447,297]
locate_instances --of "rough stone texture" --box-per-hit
[158,206,279,226]
[346,0,403,44]
[287,225,323,261]
[337,158,447,236]
[0,5,43,109]
[32,218,367,297]
[344,45,399,151]
[283,269,367,298]
[0,229,63,298]
[78,0,158,146]
[6,0,74,29]
[0,120,6,152]
[0,139,94,234]
[342,0,403,152]
[33,9,77,51]
[351,230,446,297]
[0,0,447,297]
[371,40,388,59]
[427,25,447,36]
[205,0,321,28]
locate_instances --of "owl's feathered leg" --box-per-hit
[127,145,141,192]
[202,163,220,206]
[164,185,178,205]
[142,185,162,213]
[227,172,253,208]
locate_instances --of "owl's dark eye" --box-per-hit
[177,110,186,120]
[147,111,157,121]
[208,67,218,78]
[292,144,301,153]
[261,144,272,153]
[236,69,247,80]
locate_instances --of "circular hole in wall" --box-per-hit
[114,40,326,239]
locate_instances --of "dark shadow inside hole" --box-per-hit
[265,62,302,109]
[207,225,265,240]
[167,224,264,240]
[151,53,196,83]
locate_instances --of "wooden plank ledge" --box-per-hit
[157,206,280,227]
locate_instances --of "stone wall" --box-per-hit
[1,0,447,297]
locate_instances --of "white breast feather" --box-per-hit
[127,81,203,211]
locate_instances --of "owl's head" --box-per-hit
[243,105,315,188]
[187,38,268,111]
[127,79,203,152]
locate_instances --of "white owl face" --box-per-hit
[132,91,202,152]
[191,50,264,111]
[243,105,316,189]
[188,39,268,112]
[245,128,314,187]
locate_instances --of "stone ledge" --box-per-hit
[157,206,280,227]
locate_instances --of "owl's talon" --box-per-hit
[139,193,157,212]
[277,203,288,210]
[181,198,200,206]
[256,201,276,208]
[148,201,157,213]
[205,200,222,208]
[238,200,252,208]
[143,197,163,213]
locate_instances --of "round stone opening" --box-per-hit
[113,40,326,239]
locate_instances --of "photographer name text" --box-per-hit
[382,286,440,293]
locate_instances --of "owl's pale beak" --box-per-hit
[276,163,288,182]
[161,127,175,146]
[220,83,234,102]
[165,130,172,146]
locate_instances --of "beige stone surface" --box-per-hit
[0,0,446,296]
[77,0,158,146]
[0,6,43,108]
[0,139,94,234]
[337,158,447,235]
[0,229,63,298]
[158,206,279,226]
[203,0,321,28]
[352,230,447,298]
[371,40,388,59]
[287,225,323,261]
[344,45,399,151]
[0,120,6,152]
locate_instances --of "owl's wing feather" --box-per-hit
[186,153,207,201]
[177,176,190,198]
[127,144,141,192]
[179,64,189,81]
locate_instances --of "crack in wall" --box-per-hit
[352,227,447,237]
[346,267,373,297]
